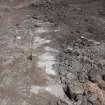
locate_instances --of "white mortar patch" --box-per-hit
[45,85,65,98]
[44,46,59,53]
[30,85,65,98]
[30,86,44,94]
[38,52,56,75]
[16,36,21,40]
[33,37,51,48]
[35,27,49,34]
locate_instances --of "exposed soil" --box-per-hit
[0,0,105,105]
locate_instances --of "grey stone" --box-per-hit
[68,81,84,95]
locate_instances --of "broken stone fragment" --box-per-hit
[66,72,76,80]
[97,59,105,69]
[80,95,88,105]
[102,74,105,81]
[98,82,105,91]
[87,67,102,83]
[68,81,84,95]
[87,92,100,105]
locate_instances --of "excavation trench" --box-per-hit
[0,0,105,105]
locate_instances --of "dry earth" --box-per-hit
[0,0,105,105]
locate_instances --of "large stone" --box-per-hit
[68,81,84,95]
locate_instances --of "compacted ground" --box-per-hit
[0,0,105,105]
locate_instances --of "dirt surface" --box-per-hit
[0,0,105,105]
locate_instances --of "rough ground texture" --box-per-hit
[0,0,105,105]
